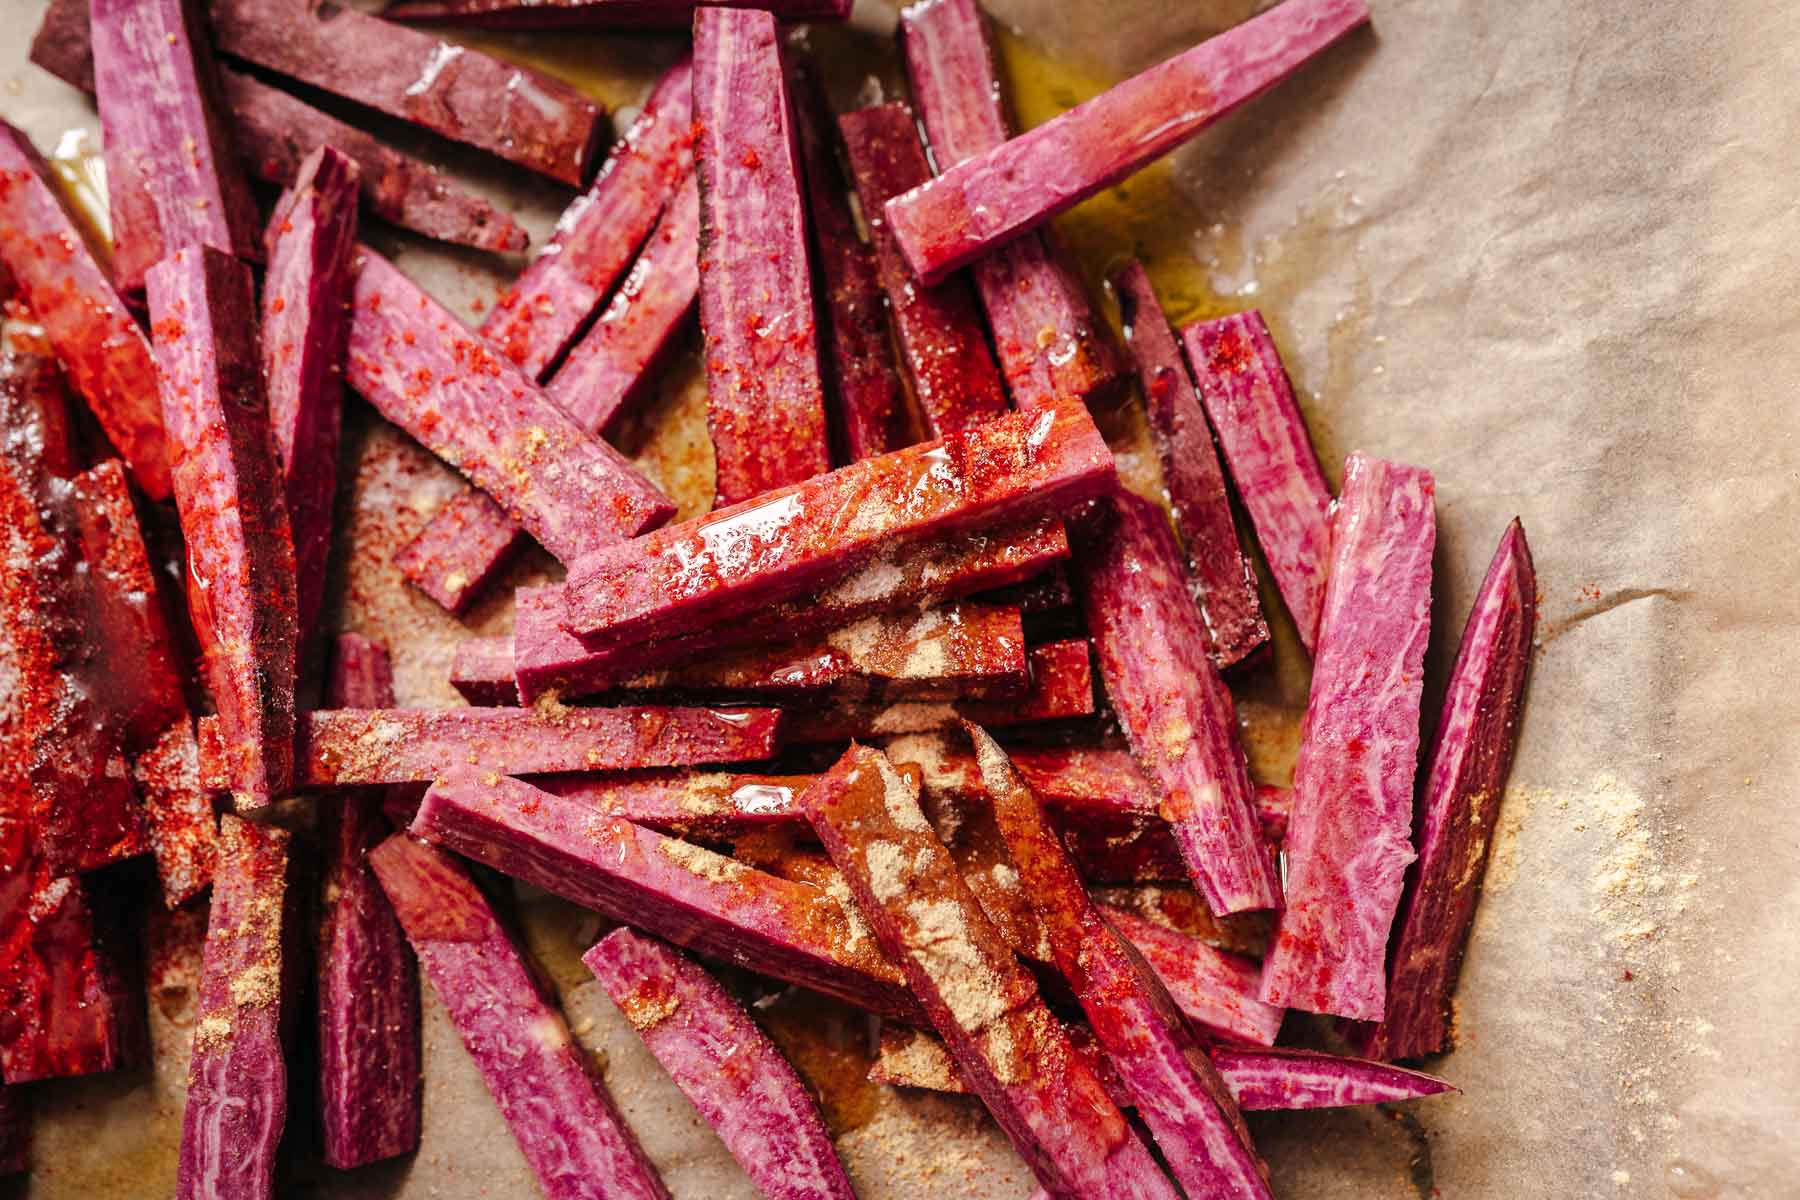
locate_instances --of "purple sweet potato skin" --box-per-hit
[177,814,292,1200]
[1072,491,1280,914]
[369,835,670,1200]
[692,7,832,505]
[886,0,1372,283]
[1353,520,1536,1060]
[90,0,262,291]
[899,0,1125,410]
[1111,261,1268,668]
[411,770,918,1020]
[264,147,359,662]
[1261,454,1437,1021]
[0,1085,26,1174]
[585,929,857,1200]
[381,0,852,28]
[210,0,606,185]
[146,248,300,812]
[345,248,675,564]
[317,635,422,1169]
[1182,310,1333,651]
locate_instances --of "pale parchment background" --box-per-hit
[2,0,1797,1196]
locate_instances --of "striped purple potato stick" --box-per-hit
[381,0,853,28]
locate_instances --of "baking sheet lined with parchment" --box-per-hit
[4,0,1798,1195]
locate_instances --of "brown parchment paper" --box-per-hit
[5,0,1800,1195]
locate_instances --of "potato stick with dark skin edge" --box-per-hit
[380,0,851,28]
[398,175,701,615]
[1181,310,1333,652]
[0,122,170,499]
[693,7,832,504]
[886,0,1372,284]
[0,861,148,1083]
[536,771,822,841]
[0,1085,25,1175]
[1111,261,1269,668]
[789,54,910,463]
[317,635,422,1169]
[518,515,1067,703]
[967,723,1273,1200]
[90,0,262,293]
[208,0,605,186]
[196,705,783,791]
[1351,520,1536,1060]
[410,770,921,1021]
[780,639,1094,744]
[1073,491,1280,914]
[264,147,359,666]
[28,0,528,254]
[483,54,695,381]
[1261,454,1436,1021]
[176,814,292,1200]
[147,247,300,812]
[800,745,1178,1199]
[899,0,1126,411]
[345,248,676,565]
[369,835,671,1200]
[837,103,1009,438]
[585,929,858,1200]
[130,719,218,910]
[1103,908,1285,1046]
[563,402,1112,649]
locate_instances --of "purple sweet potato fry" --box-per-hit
[1352,520,1536,1060]
[450,636,523,705]
[176,814,292,1200]
[837,102,1009,438]
[1111,261,1268,668]
[0,1085,27,1175]
[411,770,918,1020]
[538,770,820,841]
[800,745,1177,1199]
[264,147,359,661]
[887,0,1371,283]
[788,53,909,462]
[369,834,670,1200]
[345,248,675,566]
[693,7,833,504]
[1098,908,1284,1046]
[899,0,1126,410]
[210,0,606,185]
[389,488,528,617]
[562,403,1112,649]
[90,0,262,291]
[196,704,783,790]
[1181,310,1333,651]
[1260,454,1436,1021]
[129,720,219,910]
[1072,491,1279,914]
[585,929,857,1200]
[316,635,422,1169]
[0,121,170,498]
[147,247,300,812]
[381,0,851,28]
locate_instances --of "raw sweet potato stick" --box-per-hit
[693,6,833,503]
[196,704,783,790]
[1182,310,1333,651]
[561,402,1113,649]
[264,147,359,661]
[837,102,1009,437]
[90,0,262,291]
[537,771,824,842]
[899,0,1126,410]
[382,0,852,27]
[886,0,1371,283]
[1260,454,1436,1020]
[28,0,527,254]
[147,247,300,811]
[369,835,670,1200]
[317,635,422,1169]
[800,745,1178,1199]
[1111,261,1269,667]
[1353,520,1536,1059]
[0,121,171,499]
[585,929,858,1200]
[176,814,293,1200]
[344,248,676,566]
[1072,491,1280,914]
[210,0,606,185]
